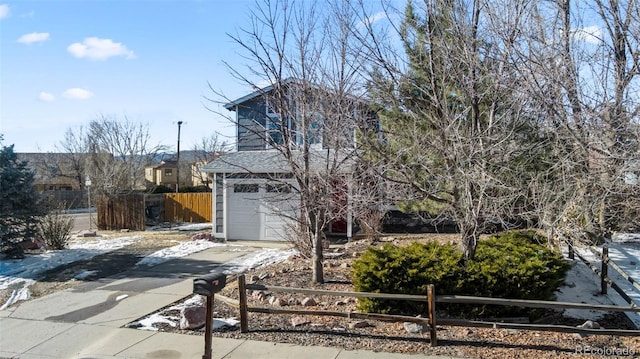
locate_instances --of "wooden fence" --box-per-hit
[164,193,211,223]
[222,274,640,347]
[96,194,146,231]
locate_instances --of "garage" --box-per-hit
[202,150,350,242]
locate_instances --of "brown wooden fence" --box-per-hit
[96,194,146,231]
[164,193,212,223]
[222,274,640,347]
[97,192,212,229]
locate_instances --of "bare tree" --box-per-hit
[210,0,376,283]
[191,133,229,189]
[503,0,640,243]
[85,115,167,196]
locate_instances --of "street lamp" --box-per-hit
[176,121,183,193]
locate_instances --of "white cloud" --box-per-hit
[62,88,94,100]
[574,25,603,44]
[17,32,50,45]
[38,92,55,102]
[358,11,387,29]
[67,37,136,60]
[0,4,9,19]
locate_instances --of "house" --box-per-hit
[145,160,179,189]
[202,80,377,241]
[17,153,85,191]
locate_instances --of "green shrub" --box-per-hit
[353,241,462,314]
[352,231,570,318]
[38,211,74,250]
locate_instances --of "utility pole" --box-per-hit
[176,121,183,193]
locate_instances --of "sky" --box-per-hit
[0,0,264,153]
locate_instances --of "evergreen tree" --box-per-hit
[366,0,542,261]
[0,137,44,258]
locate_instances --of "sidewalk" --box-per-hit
[0,242,458,359]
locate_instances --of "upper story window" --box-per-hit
[164,169,173,176]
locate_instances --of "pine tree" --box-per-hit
[0,138,44,258]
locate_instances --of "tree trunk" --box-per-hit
[461,224,479,262]
[312,230,324,283]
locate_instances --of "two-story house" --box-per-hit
[202,80,378,241]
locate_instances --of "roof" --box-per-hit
[223,78,298,111]
[201,149,356,174]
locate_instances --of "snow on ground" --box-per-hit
[555,234,640,328]
[136,291,240,331]
[136,240,235,267]
[221,247,298,275]
[135,248,296,331]
[0,235,139,309]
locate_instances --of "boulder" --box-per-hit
[180,305,206,330]
[291,316,311,327]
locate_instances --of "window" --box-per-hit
[266,183,291,193]
[234,184,259,193]
[164,169,173,176]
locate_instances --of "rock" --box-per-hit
[288,298,299,306]
[301,297,317,307]
[577,320,601,329]
[259,272,271,280]
[349,320,372,329]
[335,300,346,306]
[291,316,311,327]
[180,305,206,330]
[252,290,267,300]
[340,262,350,268]
[81,230,97,237]
[120,229,130,233]
[250,275,260,282]
[403,322,427,334]
[269,296,286,306]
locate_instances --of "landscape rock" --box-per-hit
[349,320,372,329]
[403,322,427,334]
[191,232,224,242]
[269,296,287,306]
[577,320,601,329]
[120,229,130,233]
[291,316,311,327]
[180,305,206,329]
[80,230,97,237]
[301,297,317,307]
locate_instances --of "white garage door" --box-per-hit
[227,181,296,241]
[228,183,261,240]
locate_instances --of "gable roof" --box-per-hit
[223,78,299,111]
[201,149,356,174]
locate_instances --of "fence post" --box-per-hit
[238,274,248,333]
[601,246,608,295]
[427,284,437,346]
[568,237,574,260]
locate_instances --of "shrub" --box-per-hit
[352,231,570,318]
[38,211,74,250]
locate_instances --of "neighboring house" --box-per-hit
[17,153,85,191]
[145,160,179,189]
[202,81,377,241]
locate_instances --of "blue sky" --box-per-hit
[0,0,261,153]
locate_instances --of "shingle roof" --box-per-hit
[201,149,356,174]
